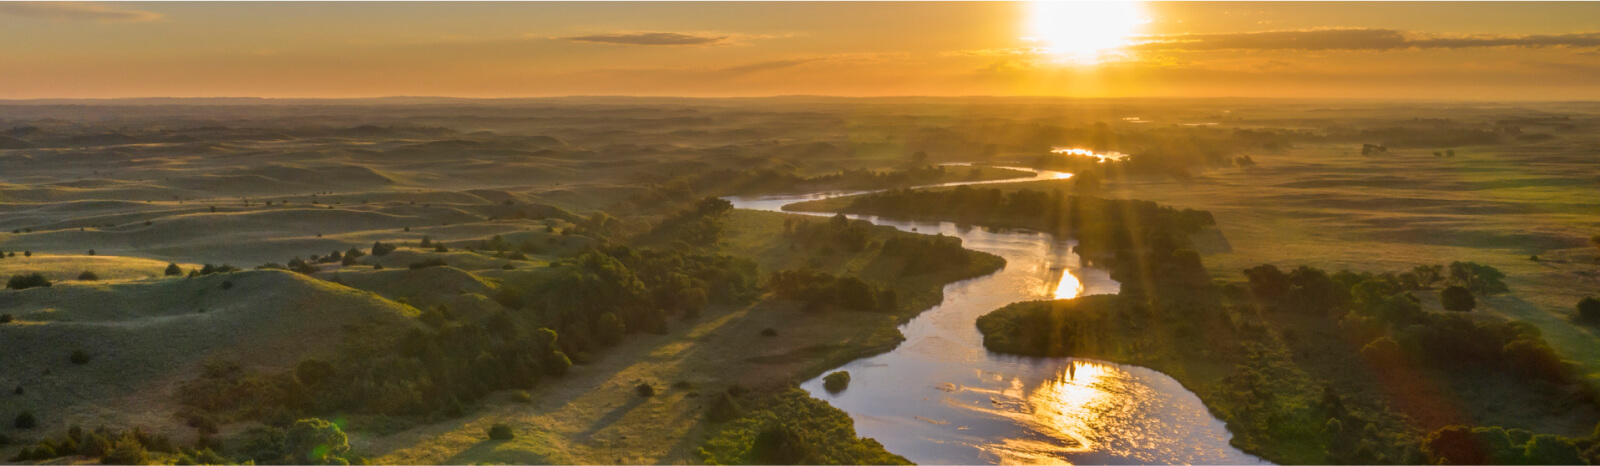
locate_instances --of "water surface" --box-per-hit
[727,169,1267,465]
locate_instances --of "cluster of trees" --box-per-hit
[977,250,1598,463]
[534,246,758,348]
[769,269,898,313]
[783,214,873,253]
[181,313,574,421]
[659,165,967,198]
[1423,425,1587,465]
[5,273,50,290]
[698,388,910,465]
[646,197,735,247]
[5,424,214,465]
[879,235,971,276]
[837,186,1215,258]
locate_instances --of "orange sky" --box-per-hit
[2,1,1598,100]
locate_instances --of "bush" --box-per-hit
[0,314,12,324]
[487,424,515,440]
[760,328,778,337]
[78,271,99,281]
[70,350,91,365]
[823,371,851,393]
[6,273,51,290]
[102,433,149,465]
[371,241,397,256]
[1577,297,1600,325]
[14,411,37,429]
[165,263,182,276]
[636,383,656,397]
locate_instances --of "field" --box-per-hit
[1,98,1598,464]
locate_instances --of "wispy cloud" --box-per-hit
[1130,28,1600,52]
[558,31,767,47]
[720,59,822,74]
[0,2,162,22]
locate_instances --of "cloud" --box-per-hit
[0,2,162,22]
[1131,28,1600,52]
[720,59,822,75]
[558,32,762,46]
[718,53,908,75]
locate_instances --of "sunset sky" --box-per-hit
[3,1,1599,100]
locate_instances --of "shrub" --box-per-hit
[165,263,182,276]
[760,328,778,337]
[487,424,515,440]
[102,433,148,465]
[434,244,450,253]
[0,314,12,324]
[14,411,37,429]
[70,350,91,364]
[1576,297,1600,325]
[284,418,350,464]
[78,271,99,281]
[823,371,851,393]
[636,383,656,397]
[371,241,397,256]
[6,273,51,290]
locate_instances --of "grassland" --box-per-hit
[2,98,1599,464]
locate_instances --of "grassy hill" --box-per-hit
[0,270,420,436]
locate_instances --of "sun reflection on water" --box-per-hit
[1051,148,1129,162]
[970,361,1168,464]
[1054,269,1084,299]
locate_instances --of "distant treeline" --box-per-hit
[834,186,1214,275]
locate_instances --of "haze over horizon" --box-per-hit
[4,1,1600,100]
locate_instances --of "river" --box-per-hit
[726,167,1267,465]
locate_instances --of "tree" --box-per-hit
[909,150,929,166]
[165,263,182,276]
[1448,261,1508,295]
[596,312,626,347]
[1412,265,1443,289]
[751,423,817,465]
[283,418,349,464]
[823,371,851,393]
[1424,426,1487,465]
[708,392,743,423]
[1440,286,1476,312]
[78,271,99,281]
[102,433,148,465]
[70,349,91,364]
[1523,434,1583,465]
[1577,297,1600,325]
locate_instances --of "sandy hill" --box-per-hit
[0,270,420,433]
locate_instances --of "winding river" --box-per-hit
[726,167,1267,465]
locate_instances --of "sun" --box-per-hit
[1025,1,1148,63]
